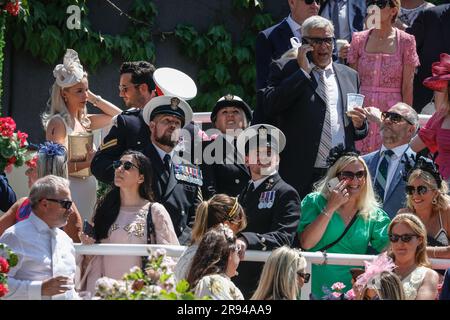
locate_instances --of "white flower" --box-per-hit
[95,277,118,293]
[128,266,141,274]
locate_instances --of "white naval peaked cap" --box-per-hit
[153,67,197,101]
[143,95,193,128]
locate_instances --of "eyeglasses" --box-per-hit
[302,37,334,47]
[112,160,139,171]
[304,0,320,4]
[45,198,73,210]
[405,185,431,196]
[389,233,418,243]
[367,0,391,9]
[118,83,140,93]
[338,170,366,181]
[297,271,311,283]
[381,112,414,125]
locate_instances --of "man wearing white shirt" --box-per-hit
[0,175,78,300]
[363,102,419,218]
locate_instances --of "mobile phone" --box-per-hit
[327,177,340,192]
[306,50,313,63]
[83,220,95,238]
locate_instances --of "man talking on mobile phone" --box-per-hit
[261,15,368,199]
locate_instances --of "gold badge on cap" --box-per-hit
[224,94,234,101]
[258,126,268,136]
[170,97,180,110]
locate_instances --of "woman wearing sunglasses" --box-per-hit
[78,150,178,294]
[397,159,450,260]
[388,213,439,299]
[0,141,82,242]
[251,246,308,300]
[298,145,390,298]
[346,0,419,155]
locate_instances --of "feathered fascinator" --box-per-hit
[326,143,360,168]
[354,252,396,290]
[402,154,442,188]
[38,141,67,157]
[53,49,85,88]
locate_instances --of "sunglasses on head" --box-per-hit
[405,185,431,196]
[381,112,414,125]
[302,37,334,46]
[389,233,418,243]
[367,0,391,9]
[45,198,73,210]
[338,170,366,181]
[304,0,320,4]
[112,160,139,171]
[297,271,311,283]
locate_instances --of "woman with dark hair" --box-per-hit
[79,150,178,294]
[186,224,244,300]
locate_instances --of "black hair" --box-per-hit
[119,61,156,92]
[92,150,154,240]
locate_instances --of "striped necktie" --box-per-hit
[314,67,332,167]
[374,149,394,200]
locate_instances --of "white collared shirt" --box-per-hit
[153,143,175,163]
[0,213,78,300]
[310,62,345,168]
[251,170,277,190]
[321,0,351,41]
[286,14,302,39]
[376,144,409,200]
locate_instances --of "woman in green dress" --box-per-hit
[298,146,391,298]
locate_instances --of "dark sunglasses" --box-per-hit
[381,112,414,125]
[338,170,366,181]
[112,160,139,171]
[45,198,73,210]
[304,0,320,4]
[297,271,311,283]
[302,37,334,46]
[405,185,431,196]
[389,233,418,243]
[367,0,391,9]
[118,83,140,93]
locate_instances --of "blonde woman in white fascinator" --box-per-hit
[42,49,121,221]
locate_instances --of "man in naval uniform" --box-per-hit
[232,124,301,298]
[142,96,203,245]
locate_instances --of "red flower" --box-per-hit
[0,283,8,297]
[17,130,28,147]
[0,256,9,273]
[4,0,20,16]
[7,156,17,165]
[0,117,16,137]
[26,155,38,169]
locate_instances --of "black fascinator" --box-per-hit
[326,144,360,168]
[403,154,443,188]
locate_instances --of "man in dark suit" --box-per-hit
[363,103,419,218]
[319,0,366,42]
[141,96,203,245]
[200,94,252,198]
[0,172,16,212]
[91,61,156,183]
[233,124,301,298]
[261,15,368,199]
[407,4,450,113]
[255,0,320,93]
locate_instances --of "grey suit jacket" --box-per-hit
[363,147,416,219]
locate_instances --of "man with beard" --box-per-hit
[363,102,419,218]
[91,61,156,183]
[141,96,203,245]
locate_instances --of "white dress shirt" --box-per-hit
[251,170,278,190]
[0,213,78,300]
[286,14,302,39]
[154,143,175,163]
[376,144,409,201]
[321,0,351,41]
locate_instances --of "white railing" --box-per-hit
[74,243,450,300]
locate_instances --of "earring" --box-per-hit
[432,198,437,205]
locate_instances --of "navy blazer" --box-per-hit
[261,59,368,199]
[363,147,415,219]
[440,268,450,300]
[407,4,450,112]
[319,0,367,40]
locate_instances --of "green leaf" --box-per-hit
[234,46,251,64]
[213,64,230,85]
[175,279,190,294]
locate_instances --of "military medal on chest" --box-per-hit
[174,164,203,186]
[258,191,276,209]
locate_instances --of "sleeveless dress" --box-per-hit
[48,114,97,222]
[401,266,428,300]
[347,28,420,155]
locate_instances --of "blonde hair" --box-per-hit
[314,155,380,220]
[388,213,431,267]
[251,246,307,300]
[406,169,450,214]
[362,271,405,300]
[191,194,247,244]
[42,74,91,130]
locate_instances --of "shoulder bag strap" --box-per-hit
[316,211,359,252]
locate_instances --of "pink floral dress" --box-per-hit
[347,28,419,154]
[418,111,450,180]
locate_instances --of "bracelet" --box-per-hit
[322,210,331,217]
[92,95,102,106]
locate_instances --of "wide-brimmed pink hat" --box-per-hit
[423,53,450,91]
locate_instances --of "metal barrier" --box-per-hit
[74,243,450,300]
